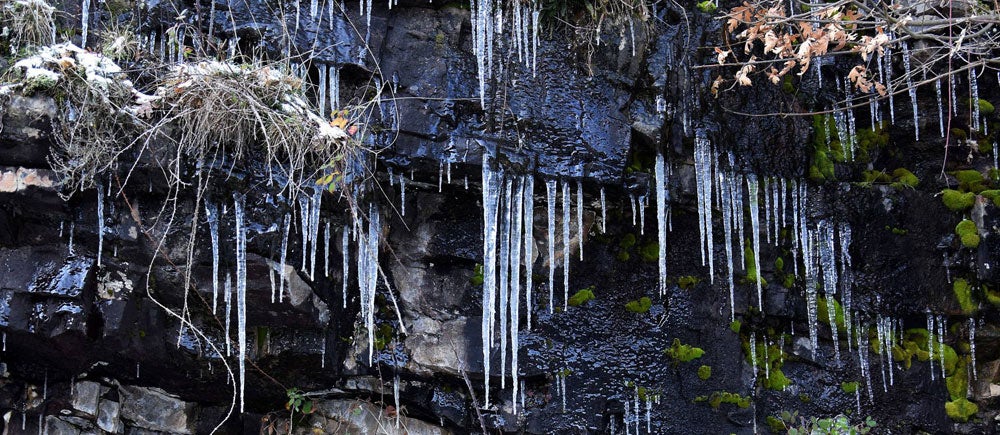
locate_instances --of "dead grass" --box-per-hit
[0,0,55,54]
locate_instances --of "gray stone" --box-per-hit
[44,415,82,435]
[406,317,478,377]
[97,399,123,434]
[309,399,450,435]
[71,381,104,417]
[119,385,196,434]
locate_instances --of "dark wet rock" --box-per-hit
[119,385,197,434]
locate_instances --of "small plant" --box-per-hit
[625,296,652,313]
[664,338,704,365]
[955,220,980,249]
[568,286,596,307]
[777,412,877,435]
[697,365,712,380]
[677,275,700,289]
[285,388,316,419]
[469,263,484,286]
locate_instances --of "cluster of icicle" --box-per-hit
[481,163,534,409]
[470,0,541,106]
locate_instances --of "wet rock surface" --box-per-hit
[0,0,998,434]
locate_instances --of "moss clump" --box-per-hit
[861,169,891,184]
[979,99,996,115]
[841,381,859,394]
[891,168,920,188]
[765,368,792,390]
[985,285,1000,306]
[941,189,976,212]
[980,190,1000,206]
[767,415,786,433]
[567,287,596,307]
[782,274,795,288]
[810,149,836,182]
[695,0,716,12]
[664,338,705,364]
[625,296,652,313]
[774,257,784,271]
[742,243,766,285]
[945,398,978,422]
[955,220,980,249]
[817,296,847,331]
[619,233,637,249]
[677,275,700,289]
[616,250,631,262]
[730,320,742,333]
[698,365,712,380]
[639,242,659,262]
[698,391,751,409]
[469,263,484,286]
[946,355,969,400]
[952,170,988,193]
[953,279,977,314]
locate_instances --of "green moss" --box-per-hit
[23,73,58,95]
[619,233,637,249]
[742,243,766,285]
[891,168,919,188]
[698,365,712,380]
[765,368,792,390]
[941,189,976,212]
[979,139,994,155]
[616,250,631,261]
[952,170,988,193]
[945,398,978,422]
[639,242,659,262]
[953,278,977,314]
[664,338,705,364]
[677,275,700,289]
[781,75,795,94]
[886,226,908,235]
[951,128,968,141]
[979,99,995,115]
[782,274,795,288]
[841,381,859,394]
[695,0,716,12]
[980,190,1000,206]
[625,296,652,313]
[774,257,784,272]
[568,287,596,307]
[985,285,1000,306]
[810,149,836,182]
[701,391,751,409]
[799,393,811,403]
[767,415,787,433]
[469,263,484,286]
[946,355,969,400]
[955,220,980,249]
[730,320,742,333]
[817,296,846,331]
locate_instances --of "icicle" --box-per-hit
[279,214,290,303]
[562,181,571,311]
[720,170,735,321]
[317,63,328,119]
[206,203,220,310]
[359,206,382,367]
[80,0,91,47]
[310,0,318,22]
[937,315,946,380]
[630,195,637,226]
[299,197,310,272]
[42,371,47,400]
[576,181,584,261]
[771,179,780,242]
[309,189,322,280]
[884,46,896,124]
[750,331,758,389]
[510,178,524,407]
[971,69,981,131]
[936,79,945,138]
[876,317,888,392]
[857,316,873,402]
[747,174,762,310]
[839,223,853,350]
[900,42,919,140]
[818,221,840,364]
[804,231,819,356]
[694,136,714,278]
[927,313,936,381]
[224,273,232,356]
[524,176,535,330]
[950,73,959,123]
[481,163,501,405]
[600,187,607,233]
[97,182,104,267]
[342,226,349,308]
[763,178,772,243]
[884,317,894,386]
[324,221,331,278]
[655,152,668,296]
[497,180,512,388]
[234,194,247,413]
[546,180,556,314]
[2,332,5,351]
[638,195,646,236]
[970,318,977,380]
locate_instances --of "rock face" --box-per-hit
[0,0,998,434]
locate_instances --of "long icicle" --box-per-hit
[481,162,501,405]
[562,180,571,311]
[655,152,668,296]
[546,179,557,314]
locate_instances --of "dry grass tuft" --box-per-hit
[0,0,55,54]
